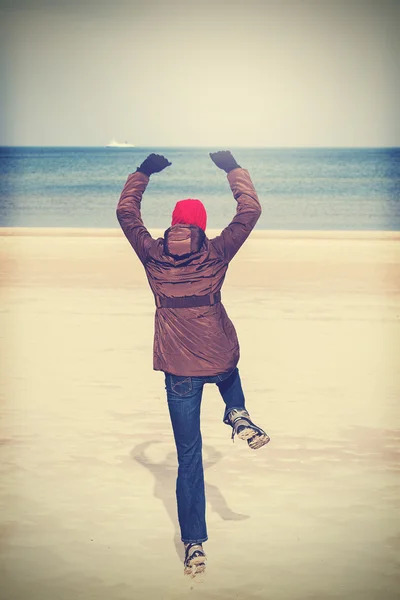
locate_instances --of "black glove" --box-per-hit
[209,150,241,173]
[136,153,172,177]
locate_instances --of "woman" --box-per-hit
[116,150,270,578]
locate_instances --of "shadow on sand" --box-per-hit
[130,441,249,562]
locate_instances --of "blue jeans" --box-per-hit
[164,367,247,544]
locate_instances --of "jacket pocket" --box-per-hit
[167,375,193,397]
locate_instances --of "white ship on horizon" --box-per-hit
[106,139,135,148]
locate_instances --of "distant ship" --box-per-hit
[106,139,135,148]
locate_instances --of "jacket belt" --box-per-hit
[155,291,221,309]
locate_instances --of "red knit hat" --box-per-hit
[171,199,207,231]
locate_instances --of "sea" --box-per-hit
[0,146,399,230]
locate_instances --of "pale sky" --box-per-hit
[1,0,399,147]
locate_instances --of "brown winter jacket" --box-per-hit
[116,167,262,376]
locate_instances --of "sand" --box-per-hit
[1,228,399,600]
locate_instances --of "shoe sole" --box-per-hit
[248,433,270,450]
[184,556,206,577]
[237,426,270,449]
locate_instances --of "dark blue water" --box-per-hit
[0,146,399,229]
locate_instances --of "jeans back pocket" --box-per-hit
[167,374,193,397]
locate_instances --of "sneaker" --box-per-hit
[227,409,270,450]
[184,542,206,577]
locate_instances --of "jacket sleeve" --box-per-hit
[210,168,262,263]
[116,171,154,264]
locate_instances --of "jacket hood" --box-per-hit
[163,224,206,259]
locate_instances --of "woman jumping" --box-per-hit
[116,150,270,578]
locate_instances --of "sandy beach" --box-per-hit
[1,228,399,600]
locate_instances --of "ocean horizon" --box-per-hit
[1,146,399,230]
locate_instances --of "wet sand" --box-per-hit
[1,228,400,599]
